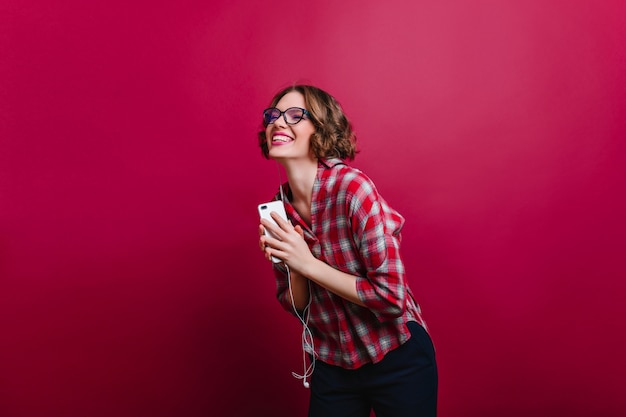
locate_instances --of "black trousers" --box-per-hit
[308,322,438,417]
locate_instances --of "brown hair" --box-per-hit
[257,84,358,160]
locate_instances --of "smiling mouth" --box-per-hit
[272,135,293,143]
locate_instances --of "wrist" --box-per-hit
[299,256,321,281]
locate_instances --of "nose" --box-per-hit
[273,112,288,128]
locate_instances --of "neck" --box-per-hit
[279,157,318,206]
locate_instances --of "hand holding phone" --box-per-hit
[258,201,288,263]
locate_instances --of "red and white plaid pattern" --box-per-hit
[272,159,427,369]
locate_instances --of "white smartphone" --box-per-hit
[258,200,288,263]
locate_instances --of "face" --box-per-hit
[265,91,316,163]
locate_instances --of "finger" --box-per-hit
[260,218,283,240]
[265,245,281,262]
[270,211,292,230]
[294,225,305,238]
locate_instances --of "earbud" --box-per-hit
[303,380,310,389]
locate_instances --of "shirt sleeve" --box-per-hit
[347,174,407,322]
[273,262,302,316]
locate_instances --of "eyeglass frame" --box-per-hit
[263,107,311,126]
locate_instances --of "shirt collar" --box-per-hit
[319,158,346,169]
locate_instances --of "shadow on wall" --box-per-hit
[0,235,311,417]
[192,240,311,416]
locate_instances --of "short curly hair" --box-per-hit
[258,84,357,160]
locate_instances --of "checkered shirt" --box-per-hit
[272,158,427,369]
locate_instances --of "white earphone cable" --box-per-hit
[277,162,316,388]
[286,263,316,387]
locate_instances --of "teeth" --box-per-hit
[273,136,292,142]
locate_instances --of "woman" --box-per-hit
[258,84,437,417]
